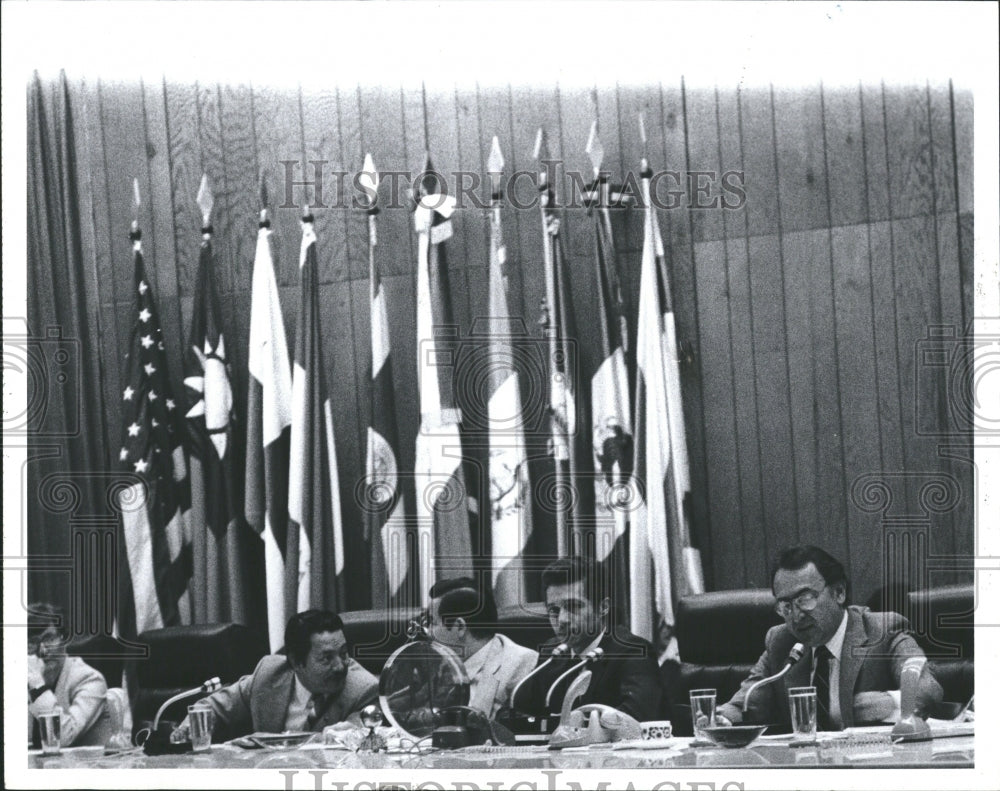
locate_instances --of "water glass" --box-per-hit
[187,703,215,753]
[689,688,717,741]
[788,686,817,745]
[38,707,63,755]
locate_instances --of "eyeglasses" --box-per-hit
[28,635,65,657]
[774,583,828,618]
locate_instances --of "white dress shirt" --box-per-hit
[283,675,313,731]
[811,610,848,729]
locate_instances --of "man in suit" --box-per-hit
[716,545,943,730]
[510,556,663,722]
[426,576,538,718]
[172,610,378,741]
[27,603,113,747]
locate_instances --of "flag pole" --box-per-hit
[535,128,568,559]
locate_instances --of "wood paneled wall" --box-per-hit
[63,76,973,610]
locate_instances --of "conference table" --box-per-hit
[28,727,974,770]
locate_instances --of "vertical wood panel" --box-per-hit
[739,86,780,239]
[693,239,746,588]
[685,87,724,243]
[164,82,204,297]
[773,85,829,232]
[197,83,232,299]
[884,85,936,220]
[823,85,868,228]
[219,84,260,293]
[251,85,304,290]
[860,83,891,224]
[454,86,489,333]
[832,225,884,597]
[952,87,973,217]
[300,86,348,283]
[747,234,797,585]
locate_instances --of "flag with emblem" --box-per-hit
[288,208,346,614]
[116,181,193,636]
[362,154,409,610]
[584,123,632,604]
[536,129,591,558]
[486,137,532,608]
[184,175,263,627]
[413,155,474,604]
[245,196,294,652]
[632,151,704,659]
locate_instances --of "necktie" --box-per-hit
[307,694,328,730]
[813,646,834,731]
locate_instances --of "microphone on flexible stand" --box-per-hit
[545,648,605,713]
[141,677,222,755]
[891,657,932,742]
[742,643,805,716]
[509,643,569,712]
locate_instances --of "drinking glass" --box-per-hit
[38,708,63,755]
[788,686,817,745]
[187,703,215,753]
[689,689,717,742]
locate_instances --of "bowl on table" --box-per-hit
[699,725,768,748]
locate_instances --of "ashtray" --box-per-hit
[699,725,768,748]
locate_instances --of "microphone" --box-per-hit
[742,643,804,715]
[152,677,222,731]
[510,643,569,713]
[545,648,605,712]
[892,657,931,742]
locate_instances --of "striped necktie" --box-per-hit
[813,645,834,731]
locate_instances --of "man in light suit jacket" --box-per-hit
[27,603,112,747]
[427,577,538,718]
[173,610,378,742]
[717,545,943,731]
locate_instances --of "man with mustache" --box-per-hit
[172,610,378,741]
[716,545,943,730]
[510,556,663,722]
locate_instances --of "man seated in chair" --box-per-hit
[716,545,943,731]
[27,603,113,747]
[425,576,538,718]
[172,610,378,741]
[510,556,663,722]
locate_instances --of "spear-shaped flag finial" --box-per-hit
[585,120,604,179]
[488,136,504,200]
[260,170,270,224]
[197,174,214,227]
[639,113,649,171]
[359,152,379,212]
[533,128,548,163]
[131,178,141,232]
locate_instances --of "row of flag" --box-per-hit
[115,125,704,660]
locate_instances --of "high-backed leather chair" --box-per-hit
[671,589,783,733]
[130,623,268,729]
[905,583,974,714]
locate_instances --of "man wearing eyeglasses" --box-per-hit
[27,603,113,747]
[716,545,942,730]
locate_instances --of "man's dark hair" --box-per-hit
[27,603,66,641]
[772,545,851,604]
[541,556,608,609]
[284,610,345,665]
[429,576,497,638]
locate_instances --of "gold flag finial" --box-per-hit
[488,136,504,198]
[359,152,379,209]
[131,178,141,230]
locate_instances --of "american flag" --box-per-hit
[117,228,192,636]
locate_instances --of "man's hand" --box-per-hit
[853,691,895,724]
[27,654,46,690]
[169,719,190,744]
[714,714,734,727]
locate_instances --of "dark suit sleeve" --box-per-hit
[615,650,663,722]
[717,631,781,725]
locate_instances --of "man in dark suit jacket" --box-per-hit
[717,545,943,731]
[510,556,663,722]
[172,610,378,741]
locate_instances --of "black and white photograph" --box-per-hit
[4,2,998,789]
